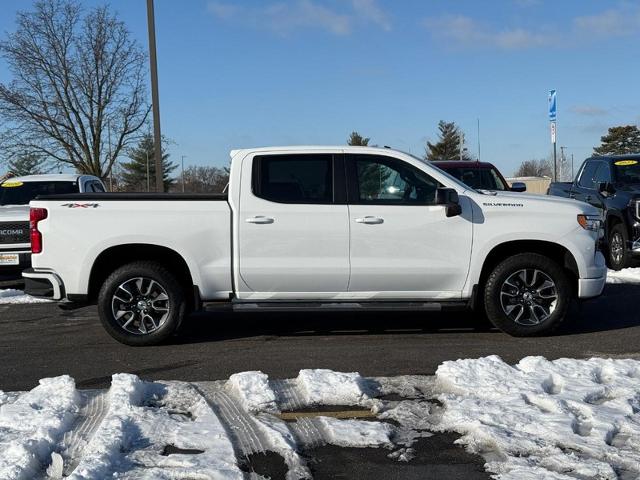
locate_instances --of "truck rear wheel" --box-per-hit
[97,261,186,346]
[484,253,571,336]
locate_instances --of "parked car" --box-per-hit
[548,154,640,270]
[24,146,605,345]
[432,161,526,192]
[0,174,106,276]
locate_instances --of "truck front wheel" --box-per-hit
[97,261,186,346]
[483,253,571,336]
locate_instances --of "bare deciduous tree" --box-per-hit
[514,159,552,178]
[0,0,149,178]
[175,165,230,193]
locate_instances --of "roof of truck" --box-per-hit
[229,145,411,158]
[3,174,87,183]
[431,160,496,169]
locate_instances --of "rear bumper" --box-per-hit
[22,268,64,300]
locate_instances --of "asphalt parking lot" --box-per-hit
[1,282,639,392]
[1,279,639,479]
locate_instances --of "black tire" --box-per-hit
[608,223,630,271]
[484,253,571,337]
[97,261,186,346]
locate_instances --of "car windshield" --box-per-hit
[0,181,78,205]
[613,160,640,185]
[406,153,477,192]
[441,166,508,191]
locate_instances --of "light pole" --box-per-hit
[181,155,186,193]
[146,0,163,192]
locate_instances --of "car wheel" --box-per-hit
[97,261,186,346]
[484,253,571,337]
[608,224,629,271]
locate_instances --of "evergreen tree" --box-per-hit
[593,125,640,156]
[347,131,370,146]
[425,121,472,161]
[7,154,46,176]
[120,134,177,192]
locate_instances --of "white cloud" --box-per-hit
[422,15,554,50]
[207,0,390,36]
[423,4,640,50]
[573,6,640,37]
[349,0,392,31]
[570,105,609,117]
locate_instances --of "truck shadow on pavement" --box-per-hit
[174,284,640,344]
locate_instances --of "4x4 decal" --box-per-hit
[61,203,100,209]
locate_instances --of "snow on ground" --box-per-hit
[607,267,640,284]
[1,360,639,479]
[0,376,80,480]
[435,355,640,480]
[0,288,50,304]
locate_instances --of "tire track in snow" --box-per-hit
[195,384,266,455]
[60,390,109,476]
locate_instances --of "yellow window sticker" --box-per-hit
[1,181,23,188]
[614,160,638,166]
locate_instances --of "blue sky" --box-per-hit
[1,0,639,176]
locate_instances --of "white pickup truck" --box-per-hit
[24,147,607,345]
[0,174,105,276]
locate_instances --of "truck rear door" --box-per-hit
[236,153,350,297]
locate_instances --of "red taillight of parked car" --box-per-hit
[30,207,48,254]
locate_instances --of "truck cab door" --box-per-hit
[345,154,472,299]
[572,160,598,204]
[236,153,350,299]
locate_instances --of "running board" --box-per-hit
[203,301,469,313]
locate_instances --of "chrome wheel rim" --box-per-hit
[500,269,558,326]
[610,233,624,266]
[111,277,170,335]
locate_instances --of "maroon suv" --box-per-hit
[431,161,525,192]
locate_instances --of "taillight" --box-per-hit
[30,207,48,254]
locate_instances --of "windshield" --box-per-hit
[0,181,78,205]
[441,166,508,191]
[406,153,477,192]
[613,160,640,185]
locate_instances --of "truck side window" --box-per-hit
[593,163,611,186]
[350,155,440,205]
[578,161,598,189]
[253,154,333,204]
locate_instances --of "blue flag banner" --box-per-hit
[549,89,557,122]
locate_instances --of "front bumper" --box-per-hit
[22,268,65,300]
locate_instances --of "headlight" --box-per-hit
[577,214,602,232]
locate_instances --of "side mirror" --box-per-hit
[510,182,527,192]
[598,182,615,197]
[436,187,462,218]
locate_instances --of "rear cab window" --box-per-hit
[0,181,79,205]
[252,154,335,204]
[442,166,507,191]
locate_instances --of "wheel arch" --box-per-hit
[88,243,197,309]
[477,240,579,297]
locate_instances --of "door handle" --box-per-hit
[355,216,384,225]
[245,216,274,224]
[569,193,576,199]
[585,195,592,202]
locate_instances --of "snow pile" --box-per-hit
[315,416,393,448]
[607,267,640,284]
[0,289,50,304]
[435,355,640,480]
[296,369,372,406]
[0,375,79,480]
[67,373,146,479]
[227,371,278,413]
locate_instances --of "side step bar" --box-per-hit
[203,301,469,313]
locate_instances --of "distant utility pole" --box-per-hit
[477,118,481,162]
[146,0,163,193]
[560,146,566,181]
[181,155,186,193]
